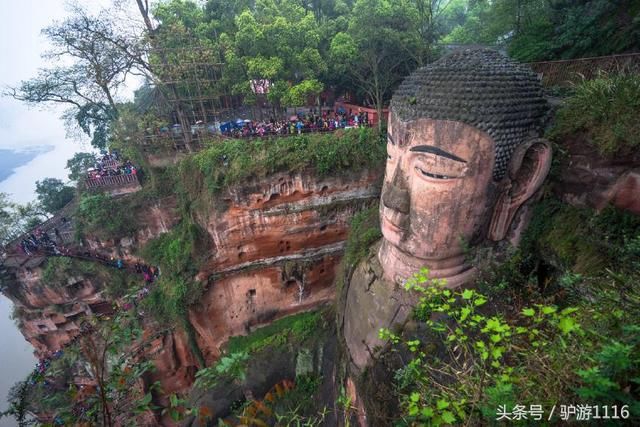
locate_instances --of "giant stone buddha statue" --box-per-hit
[343,48,552,372]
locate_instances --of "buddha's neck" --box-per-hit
[377,239,476,288]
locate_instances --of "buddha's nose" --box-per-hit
[382,170,410,214]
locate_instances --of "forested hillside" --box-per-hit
[1,1,639,426]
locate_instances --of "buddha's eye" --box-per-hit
[415,166,453,180]
[387,154,392,161]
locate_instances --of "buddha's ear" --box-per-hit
[488,138,552,241]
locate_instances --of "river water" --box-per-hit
[0,297,37,425]
[0,2,137,421]
[0,143,75,423]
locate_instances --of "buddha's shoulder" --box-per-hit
[351,240,384,281]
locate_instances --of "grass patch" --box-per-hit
[41,256,136,299]
[522,199,640,275]
[74,192,141,240]
[194,310,325,391]
[343,206,381,269]
[42,257,96,284]
[550,74,640,155]
[178,128,385,201]
[226,310,322,355]
[140,220,206,278]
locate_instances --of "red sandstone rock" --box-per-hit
[554,135,640,214]
[3,168,382,409]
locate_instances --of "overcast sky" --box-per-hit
[0,1,125,420]
[0,0,136,204]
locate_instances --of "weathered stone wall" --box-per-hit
[3,167,382,403]
[553,134,640,215]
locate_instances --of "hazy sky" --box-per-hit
[0,1,121,420]
[0,0,129,204]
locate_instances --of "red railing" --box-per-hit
[85,174,139,189]
[99,159,120,170]
[528,53,640,87]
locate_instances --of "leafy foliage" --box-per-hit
[13,309,159,426]
[41,257,96,285]
[194,352,250,389]
[195,311,323,390]
[35,178,75,215]
[343,205,381,268]
[382,199,640,425]
[7,5,131,148]
[141,221,205,278]
[226,311,322,355]
[0,193,45,246]
[551,74,640,155]
[0,380,38,426]
[381,269,639,425]
[75,193,140,240]
[444,0,640,61]
[66,152,98,182]
[140,219,207,369]
[179,127,385,200]
[329,0,443,123]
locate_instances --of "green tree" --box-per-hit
[330,0,422,130]
[35,178,75,215]
[283,79,325,108]
[6,4,133,148]
[442,0,640,62]
[66,152,98,182]
[0,380,37,426]
[0,194,45,246]
[217,1,328,112]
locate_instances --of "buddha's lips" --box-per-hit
[381,214,405,234]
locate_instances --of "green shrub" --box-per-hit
[551,74,640,155]
[178,128,385,200]
[522,199,640,275]
[194,352,249,389]
[141,277,204,325]
[194,311,324,391]
[343,205,381,269]
[42,257,96,285]
[75,193,139,240]
[226,311,322,355]
[141,221,204,278]
[380,199,640,425]
[381,269,640,425]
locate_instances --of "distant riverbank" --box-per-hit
[0,146,54,182]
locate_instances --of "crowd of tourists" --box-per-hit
[18,227,64,256]
[222,110,370,138]
[25,255,161,414]
[87,151,138,180]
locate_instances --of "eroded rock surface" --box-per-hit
[3,168,382,401]
[554,136,640,214]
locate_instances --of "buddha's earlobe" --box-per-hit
[488,138,552,241]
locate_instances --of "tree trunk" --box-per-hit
[135,0,193,152]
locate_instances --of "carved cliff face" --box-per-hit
[379,113,496,284]
[376,48,552,286]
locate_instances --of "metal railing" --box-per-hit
[528,53,640,87]
[99,159,120,170]
[5,201,76,247]
[85,173,140,189]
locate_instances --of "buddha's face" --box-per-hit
[380,112,496,274]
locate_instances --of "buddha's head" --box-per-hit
[379,48,551,286]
